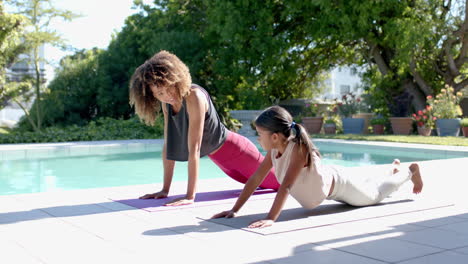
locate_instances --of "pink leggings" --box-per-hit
[208,131,280,190]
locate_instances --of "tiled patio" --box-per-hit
[1,141,468,264]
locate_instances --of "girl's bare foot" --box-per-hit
[392,159,401,174]
[409,163,423,194]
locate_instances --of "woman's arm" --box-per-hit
[248,144,307,228]
[140,105,176,199]
[212,151,273,218]
[165,89,207,206]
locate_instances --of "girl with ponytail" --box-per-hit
[213,106,423,228]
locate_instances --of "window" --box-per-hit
[340,85,350,94]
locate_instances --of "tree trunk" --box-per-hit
[33,46,42,131]
[402,79,426,111]
[13,98,38,131]
[370,43,390,76]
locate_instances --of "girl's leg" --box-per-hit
[330,160,422,206]
[208,132,280,190]
[409,163,423,194]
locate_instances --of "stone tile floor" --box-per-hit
[1,151,467,263]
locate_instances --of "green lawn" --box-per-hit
[311,134,468,146]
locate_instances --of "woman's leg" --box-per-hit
[208,132,280,190]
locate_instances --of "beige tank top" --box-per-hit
[271,141,334,209]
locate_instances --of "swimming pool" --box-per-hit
[1,139,466,195]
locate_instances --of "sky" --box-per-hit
[42,0,150,81]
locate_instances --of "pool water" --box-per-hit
[0,142,461,195]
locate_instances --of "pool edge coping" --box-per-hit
[0,138,467,160]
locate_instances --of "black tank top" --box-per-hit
[165,85,228,161]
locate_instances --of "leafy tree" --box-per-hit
[0,2,27,110]
[37,0,337,130]
[7,0,79,131]
[39,48,102,126]
[41,0,467,130]
[201,0,334,109]
[296,0,467,115]
[94,0,208,118]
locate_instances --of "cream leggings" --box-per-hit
[327,167,412,207]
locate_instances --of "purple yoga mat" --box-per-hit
[110,189,276,212]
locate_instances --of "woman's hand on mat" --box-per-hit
[248,219,274,229]
[165,197,194,206]
[139,191,168,199]
[211,210,237,219]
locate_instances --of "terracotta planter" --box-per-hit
[323,123,336,134]
[389,117,413,135]
[353,113,374,134]
[462,127,468,137]
[302,117,323,134]
[372,124,384,135]
[417,126,432,136]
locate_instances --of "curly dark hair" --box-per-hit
[129,50,192,125]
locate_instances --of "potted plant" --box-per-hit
[388,91,414,135]
[352,93,373,134]
[300,102,323,134]
[337,92,365,134]
[323,118,337,134]
[427,85,464,136]
[460,118,468,137]
[370,116,386,135]
[412,105,436,136]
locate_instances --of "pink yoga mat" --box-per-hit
[110,189,276,212]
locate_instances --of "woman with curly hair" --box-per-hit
[129,50,279,206]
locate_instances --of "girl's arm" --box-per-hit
[165,89,206,206]
[249,144,307,228]
[212,151,273,218]
[140,105,176,199]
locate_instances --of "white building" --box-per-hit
[320,66,363,101]
[0,46,46,128]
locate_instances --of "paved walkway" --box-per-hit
[1,142,468,263]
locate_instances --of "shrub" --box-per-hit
[427,85,463,119]
[336,92,367,117]
[302,102,321,117]
[411,106,437,129]
[460,118,468,127]
[0,116,164,144]
[324,118,336,124]
[370,117,386,125]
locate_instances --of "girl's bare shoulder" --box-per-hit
[290,142,312,167]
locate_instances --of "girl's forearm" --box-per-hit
[232,175,263,212]
[232,153,273,213]
[266,187,289,221]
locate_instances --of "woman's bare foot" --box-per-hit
[409,163,423,194]
[392,159,401,174]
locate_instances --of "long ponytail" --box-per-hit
[255,106,320,167]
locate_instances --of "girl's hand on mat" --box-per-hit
[248,219,274,229]
[211,210,237,219]
[165,197,194,206]
[139,191,168,199]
